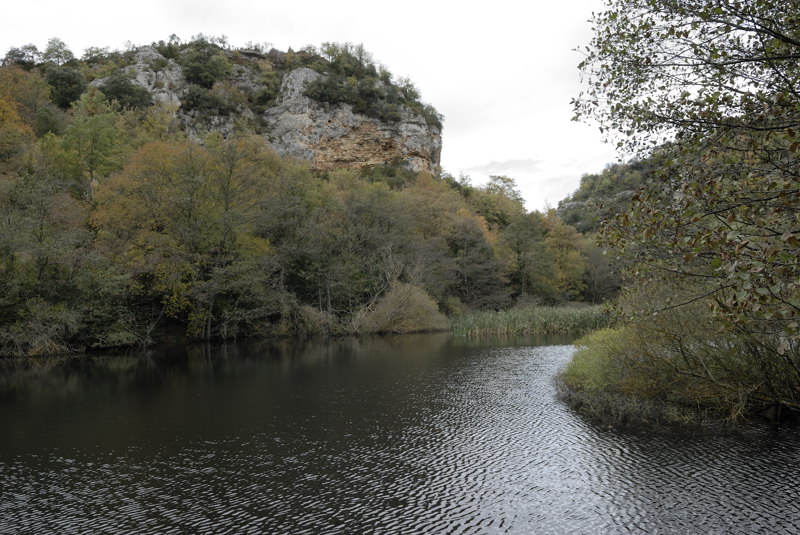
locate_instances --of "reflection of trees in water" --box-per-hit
[195,332,455,371]
[0,334,458,396]
[0,351,162,397]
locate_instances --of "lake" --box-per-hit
[1,334,799,534]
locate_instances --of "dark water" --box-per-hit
[1,334,799,534]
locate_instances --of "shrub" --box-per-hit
[353,283,449,334]
[562,327,630,391]
[287,305,340,336]
[0,299,80,357]
[181,84,235,116]
[303,43,442,128]
[561,280,800,424]
[45,66,86,108]
[99,75,151,109]
[249,73,281,112]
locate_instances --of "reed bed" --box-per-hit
[452,305,608,338]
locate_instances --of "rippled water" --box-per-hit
[1,334,799,534]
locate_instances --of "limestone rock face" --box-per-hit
[263,68,442,173]
[92,49,441,173]
[125,47,186,107]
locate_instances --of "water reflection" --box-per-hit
[1,334,798,534]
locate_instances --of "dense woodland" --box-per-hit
[0,36,615,356]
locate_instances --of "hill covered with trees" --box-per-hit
[3,36,443,175]
[556,155,664,234]
[0,36,612,356]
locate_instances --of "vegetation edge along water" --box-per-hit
[451,305,607,338]
[6,9,800,431]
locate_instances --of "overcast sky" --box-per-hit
[1,0,617,211]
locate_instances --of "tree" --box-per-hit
[178,38,231,89]
[543,210,587,301]
[466,175,526,230]
[0,142,109,356]
[0,65,58,135]
[45,65,86,108]
[48,87,130,199]
[93,137,282,340]
[580,242,620,304]
[572,0,800,417]
[499,211,557,301]
[3,44,41,69]
[574,0,800,343]
[42,38,75,66]
[99,75,152,109]
[0,93,34,163]
[447,213,510,310]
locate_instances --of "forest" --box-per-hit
[0,36,614,356]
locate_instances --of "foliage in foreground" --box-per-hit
[574,0,800,345]
[452,305,607,338]
[567,0,800,422]
[561,282,800,425]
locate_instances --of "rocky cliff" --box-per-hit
[264,68,441,173]
[92,46,442,174]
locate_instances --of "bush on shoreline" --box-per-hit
[558,299,800,427]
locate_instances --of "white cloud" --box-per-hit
[464,158,544,176]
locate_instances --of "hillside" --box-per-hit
[3,37,442,173]
[0,36,613,356]
[556,155,664,234]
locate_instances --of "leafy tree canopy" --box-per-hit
[99,75,152,109]
[2,44,41,69]
[574,0,800,345]
[45,65,86,109]
[42,38,75,66]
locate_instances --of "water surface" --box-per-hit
[1,334,799,534]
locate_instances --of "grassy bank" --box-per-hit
[559,324,800,428]
[451,305,608,338]
[559,327,729,428]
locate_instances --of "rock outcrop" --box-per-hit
[263,68,441,173]
[93,47,442,174]
[90,47,186,107]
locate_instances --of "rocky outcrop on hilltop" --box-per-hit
[124,47,186,107]
[91,46,442,173]
[263,68,441,173]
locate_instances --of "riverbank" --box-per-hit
[555,377,722,429]
[0,304,608,359]
[558,327,800,429]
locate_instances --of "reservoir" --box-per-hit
[1,334,799,533]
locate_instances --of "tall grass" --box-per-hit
[451,305,608,337]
